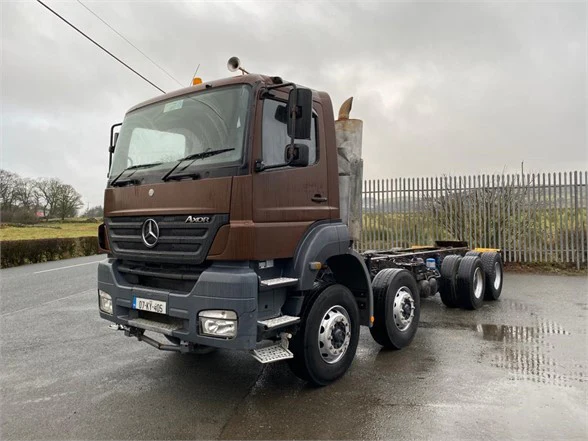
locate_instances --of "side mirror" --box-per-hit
[109,123,122,172]
[285,144,309,167]
[287,88,312,140]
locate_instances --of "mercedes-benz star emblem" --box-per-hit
[141,219,159,248]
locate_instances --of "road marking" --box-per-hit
[33,260,100,274]
[1,290,93,317]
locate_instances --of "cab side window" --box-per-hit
[262,99,317,167]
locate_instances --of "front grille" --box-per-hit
[117,260,210,293]
[106,214,228,264]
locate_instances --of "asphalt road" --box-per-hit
[1,256,587,440]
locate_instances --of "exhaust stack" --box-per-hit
[335,97,363,243]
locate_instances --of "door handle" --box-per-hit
[312,194,328,203]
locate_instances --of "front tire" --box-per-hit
[288,283,360,386]
[369,269,420,349]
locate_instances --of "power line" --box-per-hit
[76,0,183,88]
[36,0,165,94]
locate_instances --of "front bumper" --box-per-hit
[97,259,259,350]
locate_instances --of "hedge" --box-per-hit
[0,237,99,268]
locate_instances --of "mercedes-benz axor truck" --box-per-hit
[97,58,504,385]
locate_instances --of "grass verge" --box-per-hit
[0,221,100,241]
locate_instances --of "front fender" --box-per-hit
[286,220,373,326]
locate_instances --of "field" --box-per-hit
[0,221,100,241]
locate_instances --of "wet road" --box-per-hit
[1,256,586,440]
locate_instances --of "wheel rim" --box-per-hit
[493,262,502,290]
[392,286,415,331]
[317,305,351,364]
[473,267,483,298]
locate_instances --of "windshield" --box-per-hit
[110,85,251,179]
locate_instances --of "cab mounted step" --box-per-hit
[250,333,294,364]
[259,277,299,291]
[258,315,300,330]
[257,315,300,340]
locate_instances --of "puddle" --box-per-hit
[472,322,570,343]
[420,321,570,342]
[477,322,581,387]
[500,298,530,312]
[492,346,584,387]
[421,319,583,387]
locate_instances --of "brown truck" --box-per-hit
[97,58,504,385]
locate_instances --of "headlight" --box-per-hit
[199,310,237,339]
[99,290,113,314]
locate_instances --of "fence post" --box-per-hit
[574,171,579,270]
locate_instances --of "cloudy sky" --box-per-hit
[2,0,586,207]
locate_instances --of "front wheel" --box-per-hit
[288,283,360,386]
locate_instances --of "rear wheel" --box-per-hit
[465,250,482,257]
[457,256,485,310]
[369,269,420,349]
[288,283,360,386]
[481,252,503,300]
[439,255,462,308]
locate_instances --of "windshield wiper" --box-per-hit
[162,148,235,181]
[110,162,163,187]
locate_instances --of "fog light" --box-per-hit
[199,310,237,339]
[99,290,113,314]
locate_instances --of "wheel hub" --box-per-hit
[473,267,483,298]
[332,326,346,348]
[318,305,351,364]
[393,287,415,332]
[493,262,502,290]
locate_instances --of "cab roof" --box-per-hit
[128,74,286,114]
[126,74,328,114]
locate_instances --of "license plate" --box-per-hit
[132,297,166,315]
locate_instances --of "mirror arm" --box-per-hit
[254,159,293,173]
[264,82,295,91]
[262,81,298,145]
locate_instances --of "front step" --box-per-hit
[251,344,294,364]
[258,315,300,330]
[259,277,299,291]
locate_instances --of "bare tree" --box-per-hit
[0,169,21,211]
[35,178,62,218]
[54,184,83,220]
[15,178,40,210]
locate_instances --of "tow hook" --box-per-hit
[110,323,198,354]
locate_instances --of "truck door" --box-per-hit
[252,92,331,224]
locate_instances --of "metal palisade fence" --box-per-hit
[358,171,588,268]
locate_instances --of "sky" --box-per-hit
[1,0,586,208]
